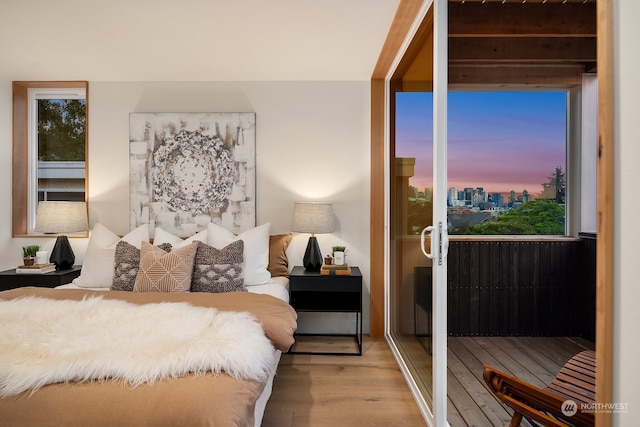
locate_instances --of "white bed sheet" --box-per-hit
[55,275,290,302]
[55,275,290,426]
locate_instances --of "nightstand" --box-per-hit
[0,266,82,292]
[288,265,362,356]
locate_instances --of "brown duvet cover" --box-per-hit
[0,287,297,427]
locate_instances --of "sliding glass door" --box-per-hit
[389,89,436,408]
[386,1,448,426]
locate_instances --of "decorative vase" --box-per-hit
[334,251,345,266]
[23,257,35,266]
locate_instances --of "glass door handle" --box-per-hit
[420,225,435,259]
[421,222,449,265]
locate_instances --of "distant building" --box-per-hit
[489,193,504,207]
[423,187,433,201]
[448,187,457,206]
[478,201,494,211]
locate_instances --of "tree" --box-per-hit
[466,199,565,235]
[38,99,86,161]
[539,166,566,204]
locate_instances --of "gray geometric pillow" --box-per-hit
[191,240,245,293]
[112,241,172,291]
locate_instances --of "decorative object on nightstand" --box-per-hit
[16,263,56,274]
[21,245,40,266]
[320,263,351,276]
[292,201,335,272]
[331,245,346,266]
[36,250,49,265]
[35,201,88,270]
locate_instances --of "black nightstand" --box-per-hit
[0,266,82,292]
[288,265,362,356]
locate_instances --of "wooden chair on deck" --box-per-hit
[483,350,595,427]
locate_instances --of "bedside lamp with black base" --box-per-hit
[292,201,335,272]
[35,201,88,271]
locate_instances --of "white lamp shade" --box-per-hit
[35,201,88,234]
[292,201,335,234]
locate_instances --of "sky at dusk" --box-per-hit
[395,91,567,197]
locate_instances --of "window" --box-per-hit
[12,81,88,237]
[395,90,570,236]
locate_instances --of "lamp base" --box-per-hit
[303,236,323,272]
[50,235,75,270]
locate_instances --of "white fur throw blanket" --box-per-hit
[0,296,276,397]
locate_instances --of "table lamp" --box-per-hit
[35,201,88,270]
[292,201,335,271]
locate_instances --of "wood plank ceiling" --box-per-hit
[398,0,597,89]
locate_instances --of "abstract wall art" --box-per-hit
[130,113,256,237]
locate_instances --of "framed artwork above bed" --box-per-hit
[129,112,256,238]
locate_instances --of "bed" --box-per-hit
[0,223,297,426]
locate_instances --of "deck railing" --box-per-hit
[416,235,596,339]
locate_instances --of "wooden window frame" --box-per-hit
[12,81,89,237]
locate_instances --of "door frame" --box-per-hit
[370,1,614,426]
[379,0,449,425]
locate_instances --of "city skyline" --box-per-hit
[395,91,567,196]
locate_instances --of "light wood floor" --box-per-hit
[262,335,594,427]
[262,336,426,426]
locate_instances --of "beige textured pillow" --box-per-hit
[112,241,173,292]
[268,234,292,277]
[133,241,198,293]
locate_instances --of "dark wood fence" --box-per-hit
[417,236,596,339]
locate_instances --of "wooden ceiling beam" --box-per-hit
[449,3,596,37]
[448,63,586,86]
[449,37,597,62]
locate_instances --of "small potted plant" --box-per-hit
[22,245,40,266]
[332,245,347,266]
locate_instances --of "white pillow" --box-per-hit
[153,227,208,248]
[207,222,271,286]
[72,223,150,288]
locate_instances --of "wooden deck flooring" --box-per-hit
[447,336,594,426]
[262,335,595,427]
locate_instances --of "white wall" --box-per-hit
[0,0,399,337]
[615,0,640,424]
[0,80,372,333]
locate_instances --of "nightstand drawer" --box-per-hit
[289,275,361,292]
[290,289,361,312]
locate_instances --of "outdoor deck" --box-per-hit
[447,336,595,426]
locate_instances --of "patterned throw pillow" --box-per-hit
[112,241,172,291]
[191,240,246,293]
[133,241,198,293]
[207,222,271,286]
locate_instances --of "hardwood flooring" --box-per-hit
[262,335,595,427]
[262,336,426,426]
